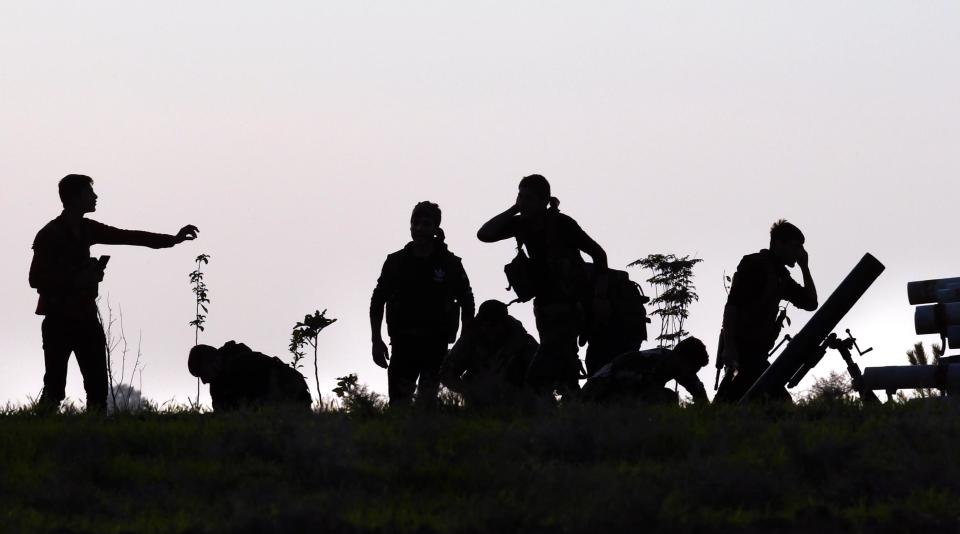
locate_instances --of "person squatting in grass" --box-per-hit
[477,174,610,400]
[440,299,538,409]
[370,201,476,407]
[581,336,710,405]
[189,341,312,411]
[29,174,199,413]
[714,220,819,403]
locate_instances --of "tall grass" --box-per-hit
[3,400,960,532]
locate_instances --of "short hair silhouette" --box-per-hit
[519,174,550,199]
[770,219,804,245]
[411,201,442,226]
[58,174,94,206]
[674,336,709,369]
[475,299,508,323]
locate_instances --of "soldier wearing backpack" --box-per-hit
[581,336,709,405]
[477,174,609,399]
[371,201,475,407]
[189,341,312,411]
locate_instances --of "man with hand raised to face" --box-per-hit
[370,201,475,408]
[29,174,199,413]
[477,174,610,401]
[714,219,818,403]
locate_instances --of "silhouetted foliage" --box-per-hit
[188,253,210,405]
[107,384,148,413]
[801,371,853,404]
[290,310,337,403]
[628,254,702,348]
[333,374,384,415]
[188,254,211,340]
[906,341,945,398]
[99,297,145,413]
[7,402,960,531]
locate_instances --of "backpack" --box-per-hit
[598,268,650,347]
[615,271,650,347]
[504,238,537,303]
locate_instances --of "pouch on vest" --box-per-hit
[504,239,537,303]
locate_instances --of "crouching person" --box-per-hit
[440,300,537,409]
[581,336,710,405]
[189,341,312,411]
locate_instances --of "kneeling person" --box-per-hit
[582,336,710,405]
[440,300,537,408]
[189,341,312,411]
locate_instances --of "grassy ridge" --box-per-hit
[2,401,960,533]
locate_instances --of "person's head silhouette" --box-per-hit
[673,336,709,371]
[59,174,97,214]
[769,219,806,268]
[411,201,444,246]
[473,299,510,345]
[517,174,559,218]
[188,344,223,384]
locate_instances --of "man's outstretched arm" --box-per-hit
[91,221,199,248]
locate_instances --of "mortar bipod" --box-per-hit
[785,328,879,403]
[827,329,879,404]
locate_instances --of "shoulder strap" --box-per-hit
[514,237,526,255]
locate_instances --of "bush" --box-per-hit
[333,374,385,416]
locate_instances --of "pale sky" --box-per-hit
[1,2,958,406]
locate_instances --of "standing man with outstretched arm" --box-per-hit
[714,219,817,403]
[29,174,199,412]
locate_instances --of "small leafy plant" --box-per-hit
[290,309,337,404]
[189,254,211,343]
[188,254,210,406]
[628,254,702,348]
[906,341,944,398]
[333,373,384,415]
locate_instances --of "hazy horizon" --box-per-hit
[2,2,959,406]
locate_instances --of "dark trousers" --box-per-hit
[526,300,582,397]
[388,336,448,407]
[39,313,108,411]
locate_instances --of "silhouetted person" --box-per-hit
[714,220,818,403]
[582,336,710,405]
[371,201,475,407]
[29,174,198,413]
[440,300,537,409]
[189,341,311,411]
[477,174,608,399]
